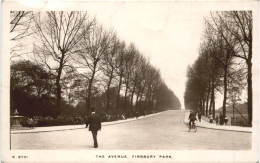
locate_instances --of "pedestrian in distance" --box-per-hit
[198,112,202,122]
[86,107,102,148]
[135,111,139,119]
[224,116,228,125]
[27,117,34,129]
[209,114,213,123]
[219,113,224,125]
[215,115,219,125]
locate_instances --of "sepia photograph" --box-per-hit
[2,0,259,162]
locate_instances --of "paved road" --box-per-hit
[11,110,251,150]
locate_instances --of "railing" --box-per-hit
[231,117,248,127]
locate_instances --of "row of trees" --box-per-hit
[184,11,252,126]
[11,11,181,118]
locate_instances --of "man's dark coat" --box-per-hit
[86,113,101,131]
[86,113,102,148]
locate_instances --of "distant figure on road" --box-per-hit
[198,112,202,122]
[219,113,224,125]
[188,110,197,128]
[135,112,139,119]
[215,115,219,125]
[27,118,34,129]
[86,107,102,148]
[209,114,213,123]
[224,116,228,125]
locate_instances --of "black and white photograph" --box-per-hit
[1,1,259,162]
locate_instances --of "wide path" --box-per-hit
[11,110,251,150]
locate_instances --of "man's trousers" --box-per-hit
[91,130,98,147]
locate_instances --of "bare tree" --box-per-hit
[114,41,127,114]
[205,15,239,118]
[214,11,253,126]
[10,11,33,59]
[204,41,222,118]
[135,60,150,113]
[204,11,252,124]
[74,23,111,114]
[122,43,138,112]
[129,52,144,111]
[33,11,92,117]
[100,34,121,112]
[143,68,154,111]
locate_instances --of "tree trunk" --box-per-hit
[210,79,215,119]
[199,95,203,115]
[130,84,136,110]
[116,73,123,114]
[206,85,210,117]
[144,87,151,111]
[135,89,141,112]
[124,84,129,108]
[86,78,93,115]
[86,63,97,115]
[213,92,215,119]
[106,71,113,112]
[151,93,155,111]
[55,53,65,117]
[139,94,143,113]
[202,93,205,116]
[124,74,130,111]
[222,67,228,118]
[138,81,146,112]
[144,95,148,112]
[55,78,61,117]
[209,94,213,116]
[247,37,252,126]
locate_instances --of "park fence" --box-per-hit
[231,117,248,127]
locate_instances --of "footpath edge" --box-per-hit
[11,110,170,134]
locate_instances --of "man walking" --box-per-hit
[86,107,102,148]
